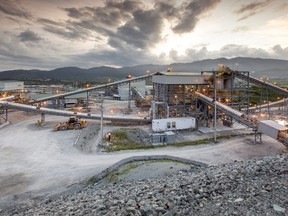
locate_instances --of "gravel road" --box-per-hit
[0,111,286,213]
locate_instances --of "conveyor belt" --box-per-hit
[195,92,259,129]
[0,96,14,101]
[196,92,288,146]
[131,87,145,100]
[234,71,288,96]
[33,73,157,103]
[249,98,288,111]
[0,101,151,123]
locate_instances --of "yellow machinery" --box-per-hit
[54,116,87,131]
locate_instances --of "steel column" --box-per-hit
[100,93,104,146]
[213,71,217,143]
[128,81,131,110]
[0,105,8,123]
[86,91,89,112]
[254,131,262,144]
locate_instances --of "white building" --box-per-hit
[152,117,196,132]
[0,81,24,92]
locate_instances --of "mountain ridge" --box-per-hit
[0,57,287,81]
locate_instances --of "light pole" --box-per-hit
[128,81,131,110]
[175,95,178,116]
[100,92,104,146]
[214,71,217,143]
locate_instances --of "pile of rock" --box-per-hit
[6,154,287,215]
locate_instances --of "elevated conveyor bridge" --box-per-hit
[249,98,288,111]
[0,101,151,123]
[234,71,288,96]
[195,92,259,129]
[33,73,157,103]
[195,92,288,146]
[131,87,145,100]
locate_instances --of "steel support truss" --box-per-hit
[153,82,198,119]
[195,99,210,127]
[231,71,250,114]
[254,130,262,144]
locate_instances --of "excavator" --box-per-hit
[54,116,87,131]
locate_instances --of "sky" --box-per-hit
[0,0,288,71]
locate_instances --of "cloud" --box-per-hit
[2,0,287,71]
[37,1,142,41]
[37,18,62,26]
[169,49,179,61]
[232,26,250,32]
[42,24,91,40]
[219,44,270,58]
[172,0,221,33]
[111,9,164,49]
[60,1,164,49]
[272,45,288,58]
[186,47,208,59]
[274,2,288,12]
[64,7,86,19]
[235,0,274,21]
[64,0,141,28]
[18,30,42,42]
[40,0,221,49]
[154,1,179,19]
[37,18,92,40]
[0,0,32,19]
[71,45,157,67]
[168,47,208,62]
[0,32,44,70]
[165,44,288,63]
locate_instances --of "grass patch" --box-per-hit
[120,162,144,175]
[103,171,120,182]
[144,159,191,166]
[111,130,128,141]
[105,128,151,152]
[102,159,189,183]
[102,162,144,183]
[86,177,94,186]
[163,134,245,148]
[104,130,254,152]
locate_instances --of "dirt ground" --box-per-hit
[0,110,286,209]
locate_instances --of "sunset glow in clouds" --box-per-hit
[0,0,287,70]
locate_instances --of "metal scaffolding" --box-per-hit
[153,83,198,119]
[195,99,210,127]
[231,71,250,114]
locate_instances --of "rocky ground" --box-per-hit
[4,153,287,216]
